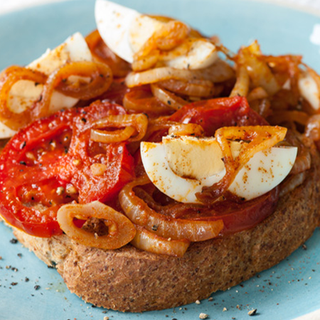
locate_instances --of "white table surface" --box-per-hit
[0,0,319,319]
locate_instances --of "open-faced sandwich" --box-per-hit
[0,0,320,312]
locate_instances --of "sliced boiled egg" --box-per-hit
[0,32,92,139]
[141,135,297,204]
[95,0,218,69]
[298,70,320,111]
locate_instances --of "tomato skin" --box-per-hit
[0,101,135,237]
[0,109,76,237]
[190,187,279,235]
[169,96,268,136]
[65,142,135,204]
[58,101,134,204]
[157,187,279,236]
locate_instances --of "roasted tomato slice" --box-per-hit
[0,101,135,237]
[169,96,268,135]
[178,188,280,235]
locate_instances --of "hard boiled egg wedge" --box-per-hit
[0,32,92,139]
[95,0,218,69]
[141,135,297,204]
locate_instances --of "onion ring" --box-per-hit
[151,84,187,110]
[90,113,148,143]
[158,79,214,97]
[131,225,190,257]
[197,125,287,203]
[33,61,113,119]
[119,175,224,242]
[0,66,47,130]
[125,58,235,88]
[57,200,136,250]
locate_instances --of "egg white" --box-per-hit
[0,32,92,139]
[141,137,297,204]
[95,0,218,70]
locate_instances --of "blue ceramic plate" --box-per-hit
[0,1,320,319]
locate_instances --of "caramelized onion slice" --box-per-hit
[229,65,250,97]
[119,175,224,242]
[123,87,173,115]
[197,125,287,203]
[305,114,320,141]
[57,201,136,250]
[151,84,187,110]
[132,20,190,72]
[131,225,190,257]
[90,113,148,143]
[125,58,235,88]
[168,123,204,136]
[85,29,131,77]
[33,61,113,119]
[0,66,47,130]
[237,41,280,96]
[267,110,309,126]
[159,79,214,97]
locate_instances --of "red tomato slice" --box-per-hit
[169,96,268,136]
[0,101,135,237]
[182,188,279,235]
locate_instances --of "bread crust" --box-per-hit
[13,146,320,312]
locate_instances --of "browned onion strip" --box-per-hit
[237,41,280,96]
[132,50,160,72]
[132,20,190,72]
[151,84,187,110]
[57,201,136,250]
[123,88,172,115]
[247,86,269,101]
[229,65,250,97]
[143,118,205,141]
[197,58,235,82]
[119,175,224,242]
[197,126,287,203]
[303,65,320,108]
[267,110,309,126]
[126,67,196,87]
[91,126,137,143]
[279,171,307,197]
[85,29,131,77]
[125,58,235,88]
[158,79,214,97]
[305,114,320,141]
[154,20,190,51]
[91,113,148,143]
[32,61,113,119]
[131,225,190,257]
[168,123,204,136]
[290,143,311,175]
[0,66,47,130]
